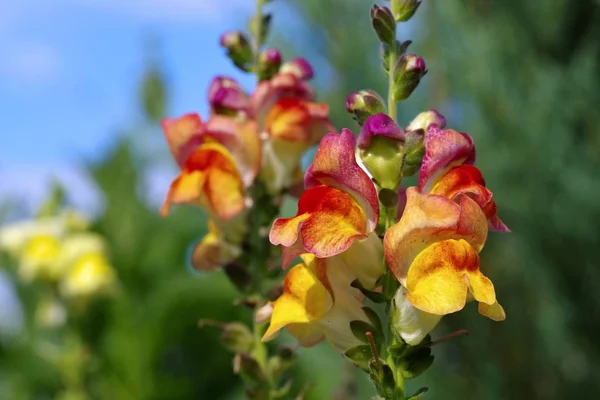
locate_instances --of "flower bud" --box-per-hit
[220,31,253,72]
[346,90,387,126]
[405,109,446,132]
[401,129,425,176]
[390,0,422,22]
[370,5,396,45]
[256,48,282,81]
[220,322,255,354]
[233,353,270,394]
[254,303,274,325]
[393,54,427,101]
[207,76,249,115]
[357,114,405,190]
[391,287,441,346]
[279,57,313,80]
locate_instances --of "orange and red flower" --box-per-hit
[418,125,509,232]
[384,187,505,321]
[161,58,335,224]
[269,130,379,263]
[161,114,259,221]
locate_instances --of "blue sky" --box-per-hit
[0,0,261,213]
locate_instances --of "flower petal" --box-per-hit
[478,301,506,321]
[251,73,315,123]
[384,187,488,284]
[419,125,475,192]
[161,142,245,220]
[207,76,249,113]
[430,165,510,232]
[392,286,442,345]
[406,239,498,316]
[265,98,312,141]
[305,129,379,232]
[270,185,368,264]
[262,259,332,341]
[357,113,405,149]
[203,116,261,187]
[161,113,203,167]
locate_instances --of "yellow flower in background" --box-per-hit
[19,234,62,281]
[0,210,116,299]
[61,252,115,298]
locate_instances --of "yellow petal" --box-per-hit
[262,261,333,341]
[406,239,497,316]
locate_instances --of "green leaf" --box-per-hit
[407,387,429,399]
[344,344,373,369]
[350,320,376,344]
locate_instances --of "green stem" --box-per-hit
[387,47,397,120]
[253,0,266,83]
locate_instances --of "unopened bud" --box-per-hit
[280,57,313,80]
[402,129,425,176]
[406,109,446,132]
[267,346,296,378]
[370,5,396,45]
[256,48,282,81]
[346,90,387,126]
[207,76,249,115]
[393,54,427,101]
[391,0,422,22]
[220,31,253,72]
[221,322,255,354]
[234,353,270,391]
[254,303,273,325]
[357,114,405,190]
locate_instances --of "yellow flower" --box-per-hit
[19,234,62,281]
[61,252,115,298]
[262,254,370,353]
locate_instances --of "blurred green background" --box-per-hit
[1,0,599,399]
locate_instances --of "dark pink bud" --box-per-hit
[393,54,427,100]
[280,58,314,80]
[346,90,387,126]
[257,48,282,81]
[358,113,405,149]
[207,76,249,114]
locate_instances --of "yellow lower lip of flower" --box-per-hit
[406,239,501,319]
[262,260,333,342]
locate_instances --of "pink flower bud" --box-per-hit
[280,57,314,80]
[346,90,387,125]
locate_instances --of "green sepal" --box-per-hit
[220,322,255,354]
[344,345,373,370]
[350,320,377,344]
[382,40,412,73]
[407,387,429,399]
[369,361,402,400]
[401,347,434,379]
[249,13,272,47]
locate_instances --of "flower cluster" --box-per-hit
[0,210,116,300]
[161,56,334,271]
[262,108,509,353]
